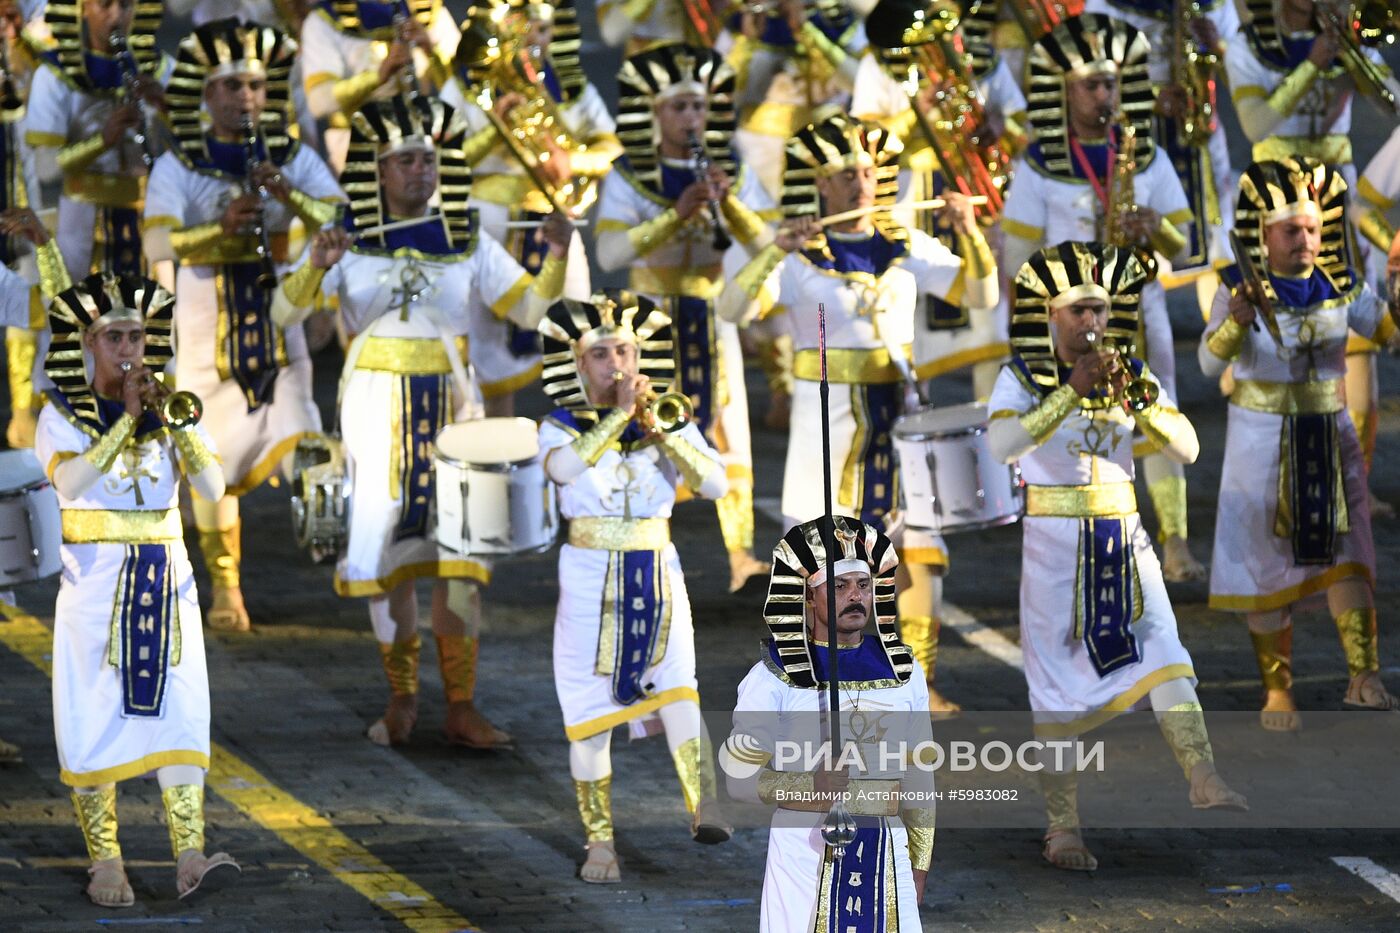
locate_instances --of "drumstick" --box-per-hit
[353,213,445,238]
[815,196,990,230]
[503,219,590,230]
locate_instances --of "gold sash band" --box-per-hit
[62,508,182,544]
[63,171,145,207]
[1231,378,1344,415]
[1026,483,1137,518]
[354,337,453,374]
[793,347,908,384]
[629,264,724,300]
[568,516,670,551]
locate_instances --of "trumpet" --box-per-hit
[611,370,694,432]
[688,130,732,252]
[120,361,204,429]
[390,0,418,98]
[238,114,278,290]
[1082,333,1158,412]
[109,32,157,168]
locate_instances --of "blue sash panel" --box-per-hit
[607,549,667,706]
[115,543,176,718]
[220,262,280,411]
[393,373,450,541]
[917,173,970,329]
[819,819,896,933]
[1285,413,1339,565]
[98,206,144,277]
[851,383,900,524]
[671,295,717,435]
[1079,517,1141,677]
[504,209,551,358]
[1153,113,1213,270]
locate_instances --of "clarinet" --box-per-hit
[239,114,278,290]
[687,130,732,252]
[108,32,155,168]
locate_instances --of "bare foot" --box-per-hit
[927,686,961,718]
[764,391,791,432]
[206,585,250,633]
[175,849,241,900]
[1161,536,1207,583]
[86,857,134,908]
[1344,671,1400,710]
[580,840,621,884]
[1369,490,1395,521]
[691,798,732,845]
[443,700,514,750]
[1260,688,1301,732]
[728,550,771,594]
[366,694,418,746]
[1188,763,1249,810]
[1042,828,1097,871]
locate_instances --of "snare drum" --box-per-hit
[290,435,349,564]
[893,403,1023,534]
[434,418,558,556]
[0,449,60,584]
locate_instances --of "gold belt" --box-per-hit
[629,265,723,300]
[63,171,145,208]
[776,779,902,817]
[181,232,290,266]
[1230,378,1344,415]
[1025,483,1137,518]
[62,508,182,544]
[1252,134,1352,166]
[793,347,909,384]
[568,516,670,551]
[354,336,453,375]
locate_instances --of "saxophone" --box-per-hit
[1170,0,1218,145]
[1102,113,1159,278]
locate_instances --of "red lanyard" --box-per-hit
[1068,131,1116,214]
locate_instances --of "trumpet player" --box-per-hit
[34,273,239,906]
[442,0,619,415]
[720,113,998,714]
[23,0,170,282]
[271,96,571,751]
[597,43,775,593]
[142,19,343,634]
[988,241,1245,873]
[538,289,731,884]
[1199,157,1400,731]
[300,0,459,173]
[1000,14,1209,583]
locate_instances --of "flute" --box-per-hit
[815,196,989,229]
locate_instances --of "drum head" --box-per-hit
[895,403,988,439]
[0,449,45,489]
[436,417,541,465]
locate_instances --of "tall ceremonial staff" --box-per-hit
[816,303,857,859]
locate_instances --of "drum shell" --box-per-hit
[0,450,60,584]
[893,404,1024,534]
[433,452,558,556]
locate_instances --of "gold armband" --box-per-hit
[56,133,106,173]
[1358,206,1397,253]
[726,35,757,87]
[656,431,717,491]
[1134,402,1189,454]
[720,193,768,247]
[1267,59,1320,117]
[287,190,340,229]
[1018,383,1079,444]
[169,222,224,261]
[756,768,815,806]
[332,70,382,114]
[736,242,786,300]
[461,121,500,166]
[903,807,936,871]
[170,424,218,475]
[1148,216,1188,259]
[800,20,848,71]
[281,262,328,308]
[82,412,136,473]
[1205,316,1246,361]
[626,207,683,257]
[570,406,632,466]
[531,253,567,301]
[957,229,995,279]
[35,238,72,300]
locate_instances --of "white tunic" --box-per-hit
[35,404,216,786]
[144,144,342,494]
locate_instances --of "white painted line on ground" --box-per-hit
[941,602,1025,671]
[1332,857,1400,904]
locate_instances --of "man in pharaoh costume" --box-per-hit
[537,288,732,884]
[721,113,996,713]
[271,95,571,749]
[1199,157,1400,731]
[999,12,1207,582]
[988,240,1246,872]
[23,0,168,282]
[723,516,937,931]
[144,18,343,634]
[596,42,775,593]
[300,0,460,172]
[443,0,618,415]
[34,273,240,906]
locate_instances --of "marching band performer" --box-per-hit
[271,95,571,750]
[538,288,731,884]
[720,113,997,713]
[1199,157,1400,731]
[443,0,617,415]
[724,516,936,930]
[989,241,1246,872]
[299,0,460,172]
[999,13,1208,582]
[34,272,239,906]
[22,0,169,282]
[596,0,698,54]
[144,19,342,634]
[596,43,774,593]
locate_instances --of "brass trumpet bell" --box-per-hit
[161,391,203,429]
[1120,376,1158,412]
[646,391,693,433]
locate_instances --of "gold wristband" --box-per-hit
[82,412,136,473]
[281,262,328,308]
[169,221,224,261]
[1267,59,1320,117]
[531,253,567,302]
[461,121,500,166]
[904,816,935,872]
[1019,383,1079,444]
[657,431,716,491]
[287,189,340,229]
[35,238,71,301]
[1358,207,1396,253]
[1135,402,1189,454]
[171,424,218,475]
[1206,315,1246,361]
[720,193,768,247]
[56,133,106,173]
[332,70,383,114]
[756,768,814,806]
[626,207,683,257]
[1148,216,1188,258]
[736,242,786,300]
[957,229,995,279]
[571,406,632,466]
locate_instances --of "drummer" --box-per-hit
[271,95,572,750]
[719,112,997,714]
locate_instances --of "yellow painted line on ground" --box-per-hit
[0,602,481,933]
